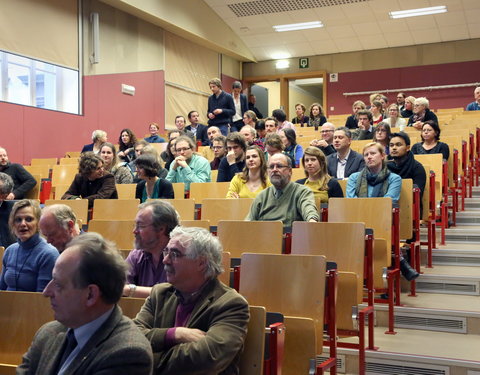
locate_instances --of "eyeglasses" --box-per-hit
[212,146,224,150]
[267,164,289,170]
[176,147,191,152]
[162,248,185,261]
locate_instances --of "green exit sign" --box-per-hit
[299,58,309,69]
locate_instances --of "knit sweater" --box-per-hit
[247,182,319,227]
[0,233,58,292]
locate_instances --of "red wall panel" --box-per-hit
[326,60,480,116]
[0,70,165,164]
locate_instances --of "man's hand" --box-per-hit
[6,193,14,200]
[226,151,236,165]
[358,121,365,130]
[175,327,206,343]
[213,109,223,115]
[208,113,215,120]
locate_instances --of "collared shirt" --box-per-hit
[336,149,351,179]
[189,124,198,137]
[232,95,242,121]
[59,307,114,374]
[125,249,166,286]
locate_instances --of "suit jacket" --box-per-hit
[238,94,248,117]
[185,124,209,146]
[327,150,365,179]
[17,306,153,375]
[134,279,249,375]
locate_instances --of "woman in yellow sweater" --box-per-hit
[226,145,271,198]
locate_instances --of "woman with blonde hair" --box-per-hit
[346,142,401,202]
[296,147,343,203]
[227,146,271,198]
[345,100,366,129]
[384,104,407,130]
[401,96,415,118]
[99,142,133,184]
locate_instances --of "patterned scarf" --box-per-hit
[354,165,391,198]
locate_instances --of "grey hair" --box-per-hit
[42,204,79,231]
[92,130,107,142]
[138,200,179,234]
[232,81,242,89]
[67,232,127,304]
[0,172,14,195]
[170,226,223,279]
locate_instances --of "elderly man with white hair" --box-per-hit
[134,226,249,375]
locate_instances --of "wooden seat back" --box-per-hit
[189,182,230,204]
[240,253,326,351]
[336,271,360,331]
[414,154,443,201]
[51,164,78,187]
[211,169,218,182]
[147,199,195,221]
[350,140,371,153]
[23,165,50,179]
[59,157,78,165]
[239,306,266,375]
[291,167,306,182]
[25,174,41,200]
[421,165,432,222]
[328,197,392,252]
[399,179,413,240]
[88,220,135,250]
[0,291,54,366]
[217,220,283,258]
[54,184,71,199]
[31,158,57,166]
[373,238,389,289]
[45,199,89,225]
[92,199,140,220]
[0,247,4,272]
[116,184,137,199]
[181,220,210,230]
[118,297,146,319]
[291,222,365,302]
[218,252,231,286]
[65,151,81,158]
[172,183,185,199]
[283,316,316,375]
[201,198,253,226]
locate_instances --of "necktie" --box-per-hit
[57,329,77,372]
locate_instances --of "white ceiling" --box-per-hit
[203,0,480,62]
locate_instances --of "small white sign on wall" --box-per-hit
[329,73,338,82]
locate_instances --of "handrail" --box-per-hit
[343,82,480,97]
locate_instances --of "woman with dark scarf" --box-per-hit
[347,142,419,281]
[411,121,450,161]
[407,97,438,130]
[346,142,401,203]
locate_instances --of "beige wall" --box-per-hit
[243,39,480,77]
[256,82,280,115]
[83,0,165,75]
[222,54,241,79]
[288,87,321,120]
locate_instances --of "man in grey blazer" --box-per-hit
[17,232,153,375]
[327,127,365,179]
[134,226,249,375]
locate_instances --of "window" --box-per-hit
[0,50,79,114]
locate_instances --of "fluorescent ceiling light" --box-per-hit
[271,52,291,60]
[273,21,323,32]
[389,6,447,19]
[276,60,290,69]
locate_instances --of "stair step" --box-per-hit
[426,248,480,266]
[414,273,480,295]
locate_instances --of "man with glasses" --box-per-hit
[165,136,211,192]
[210,135,226,171]
[310,122,336,156]
[134,226,249,374]
[247,153,319,227]
[123,200,179,298]
[217,132,246,182]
